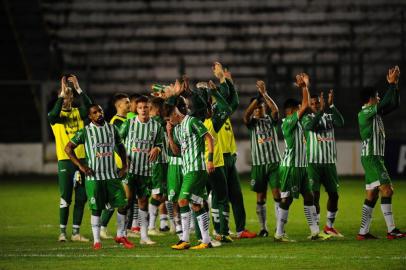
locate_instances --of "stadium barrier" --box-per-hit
[1,140,404,177]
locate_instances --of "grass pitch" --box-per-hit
[0,175,405,269]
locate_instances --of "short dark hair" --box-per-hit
[87,103,101,115]
[176,96,188,115]
[134,95,149,104]
[163,103,176,118]
[129,93,141,102]
[360,87,377,104]
[148,96,165,110]
[112,93,129,106]
[284,98,300,110]
[310,94,319,100]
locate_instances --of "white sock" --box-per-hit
[116,212,126,237]
[274,202,280,226]
[139,209,149,240]
[181,211,191,242]
[196,210,211,244]
[189,210,195,230]
[276,208,288,236]
[207,192,212,209]
[91,215,101,244]
[304,205,319,235]
[326,211,337,228]
[317,213,320,226]
[256,203,267,231]
[359,204,373,235]
[381,203,396,232]
[148,203,158,230]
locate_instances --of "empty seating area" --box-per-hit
[39,0,406,138]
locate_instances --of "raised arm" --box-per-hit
[295,73,310,119]
[208,80,232,132]
[326,89,345,127]
[378,66,400,115]
[67,75,93,119]
[48,77,67,124]
[243,98,258,126]
[257,80,279,122]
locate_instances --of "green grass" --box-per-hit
[0,176,405,269]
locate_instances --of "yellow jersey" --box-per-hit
[217,118,237,155]
[203,118,224,167]
[50,108,85,160]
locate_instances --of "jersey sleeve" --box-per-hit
[70,128,86,145]
[359,104,378,121]
[301,112,322,131]
[211,89,232,132]
[47,98,64,125]
[226,78,239,113]
[282,112,299,134]
[191,117,208,137]
[78,92,93,120]
[329,105,345,127]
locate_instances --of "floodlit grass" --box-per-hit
[0,175,405,269]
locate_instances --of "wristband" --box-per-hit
[208,153,214,162]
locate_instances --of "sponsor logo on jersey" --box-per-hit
[93,142,114,148]
[95,151,113,158]
[131,147,150,153]
[258,137,273,144]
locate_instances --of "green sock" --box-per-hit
[101,209,115,227]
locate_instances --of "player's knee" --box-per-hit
[191,204,201,212]
[381,186,393,197]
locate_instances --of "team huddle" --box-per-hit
[48,63,404,250]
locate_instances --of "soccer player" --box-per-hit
[203,79,233,242]
[244,80,281,237]
[100,93,131,239]
[357,66,405,240]
[119,95,163,245]
[215,66,257,239]
[302,90,344,237]
[275,73,331,242]
[48,75,91,242]
[65,104,134,250]
[147,96,169,235]
[164,99,215,250]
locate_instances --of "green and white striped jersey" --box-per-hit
[119,116,163,176]
[174,115,208,174]
[358,104,385,156]
[71,122,120,181]
[302,112,337,164]
[247,115,281,165]
[168,125,182,166]
[280,112,307,167]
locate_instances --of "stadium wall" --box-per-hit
[2,140,405,177]
[0,141,365,175]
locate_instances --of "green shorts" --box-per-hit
[279,166,311,199]
[57,159,87,205]
[85,179,127,211]
[307,163,339,193]
[250,163,280,192]
[167,164,183,202]
[179,170,208,204]
[152,163,168,195]
[124,173,152,198]
[361,156,391,190]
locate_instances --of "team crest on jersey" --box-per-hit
[90,197,96,204]
[308,179,314,187]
